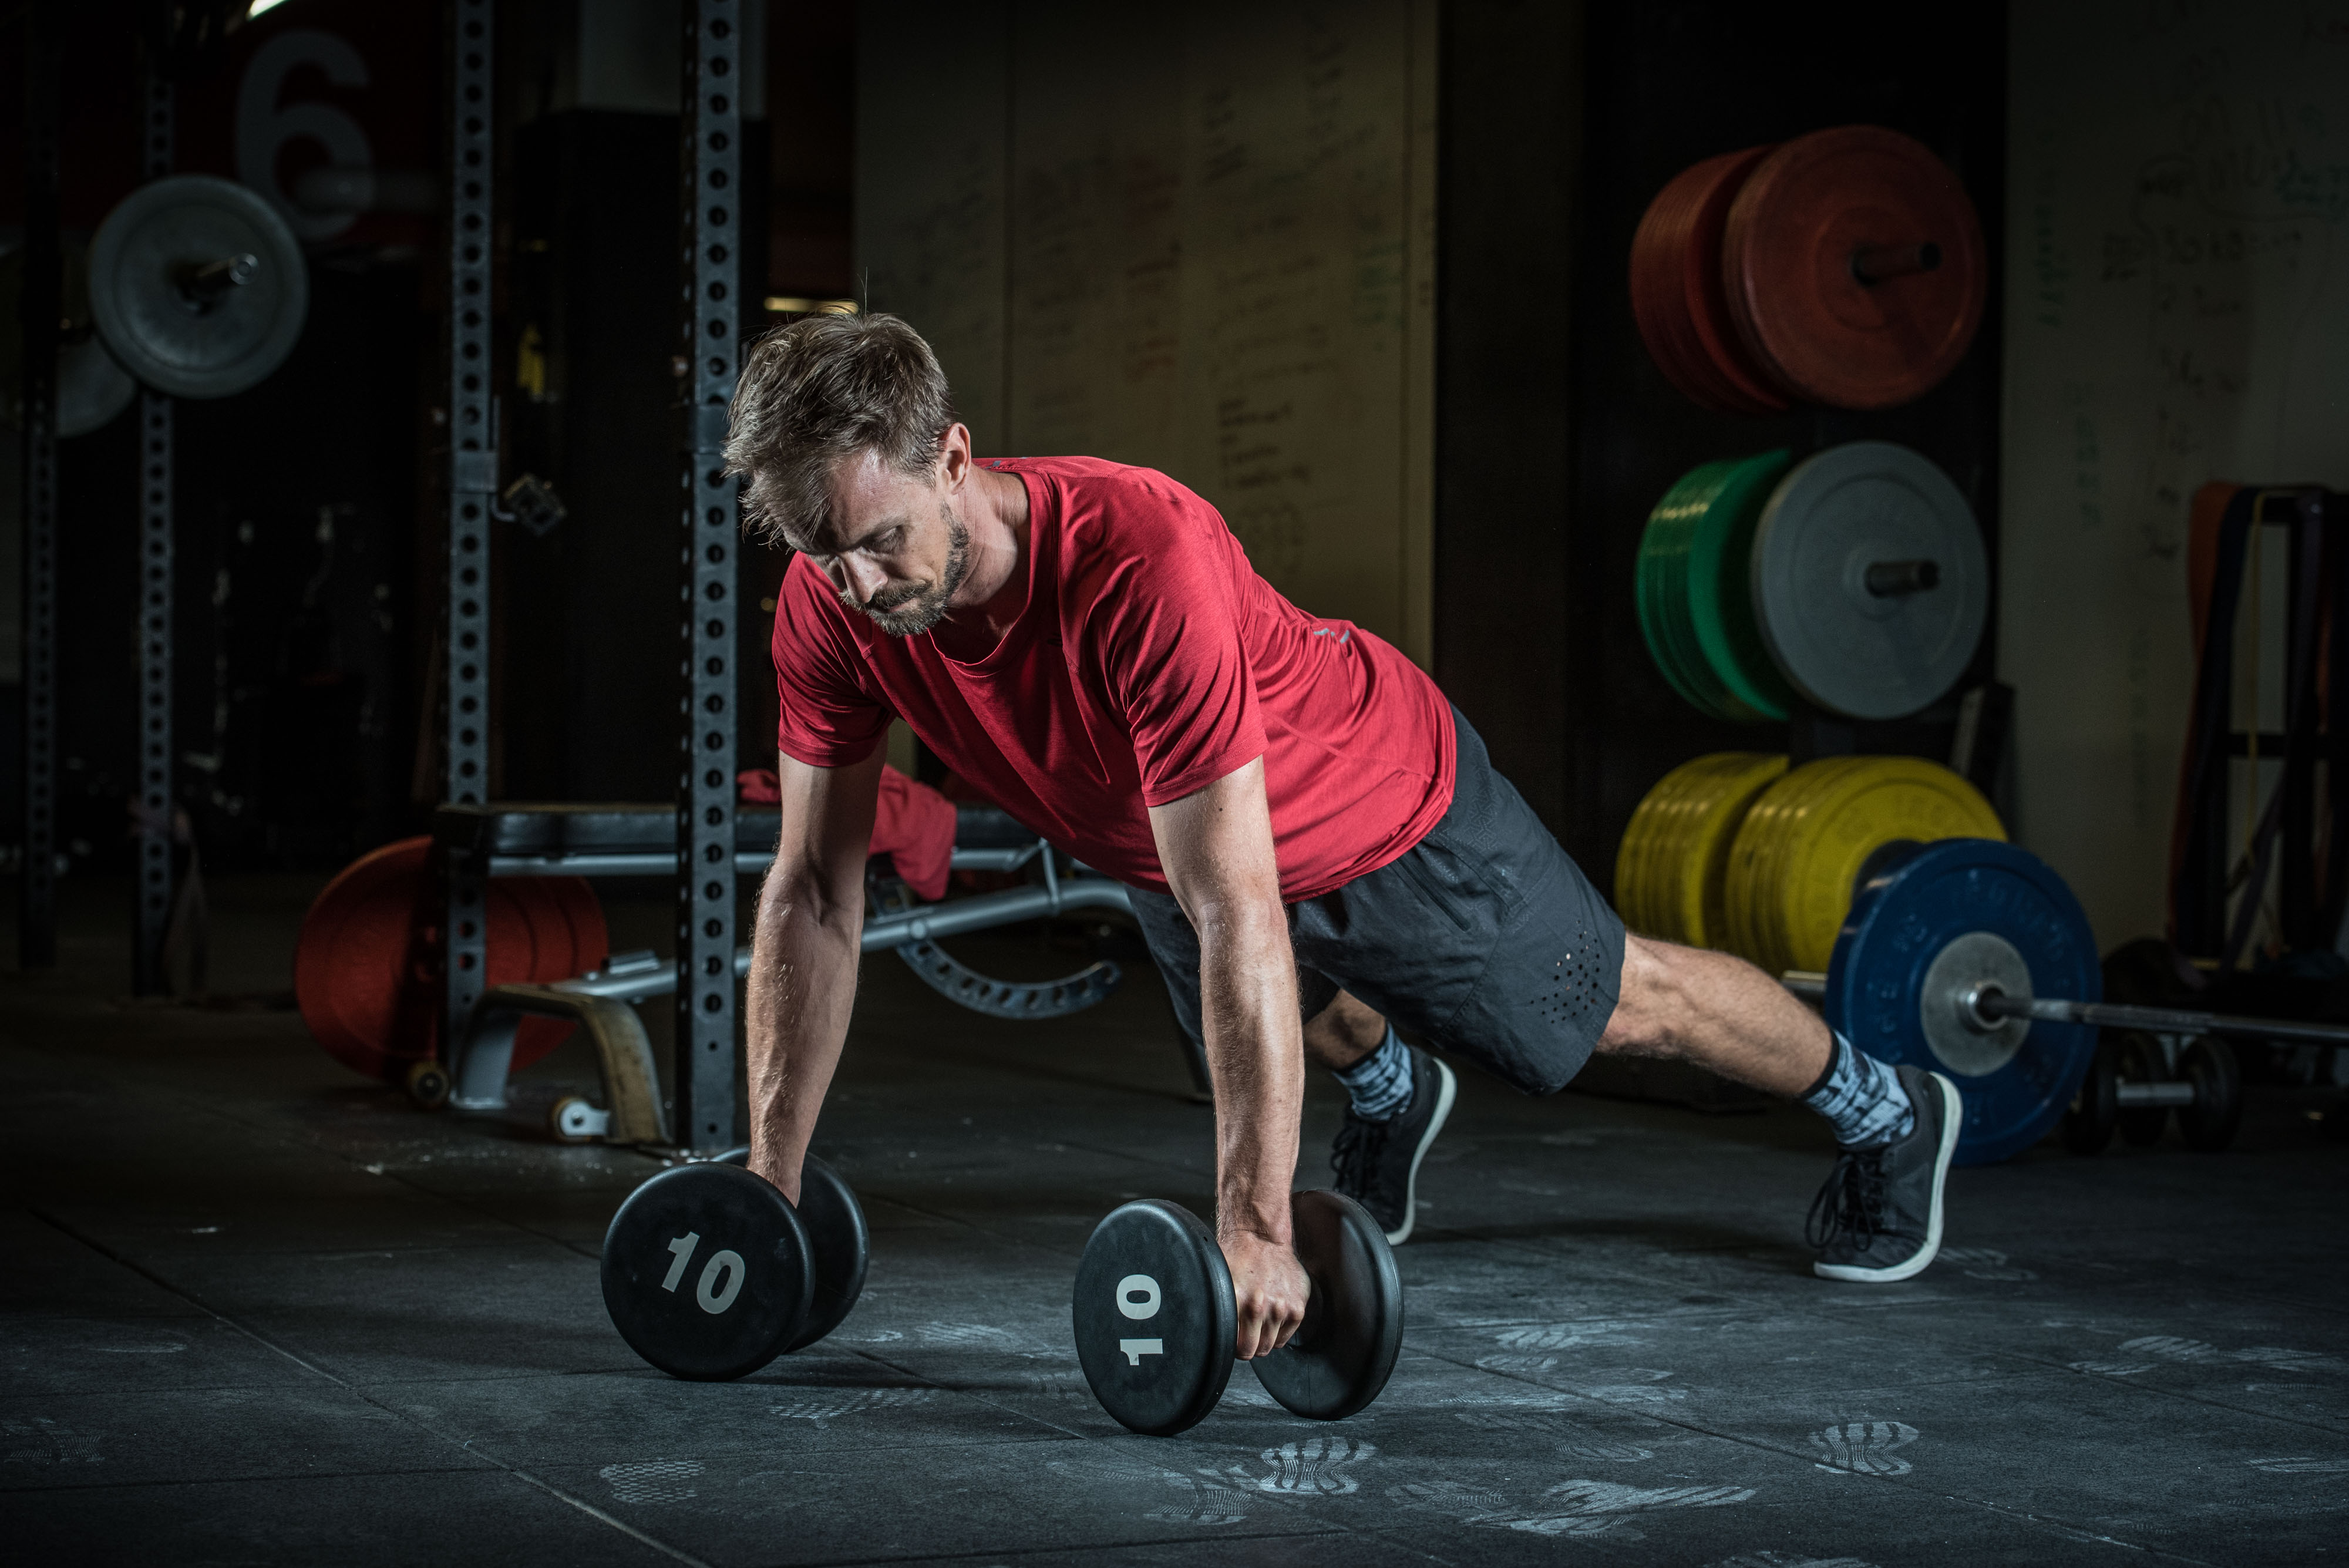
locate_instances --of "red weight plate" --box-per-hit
[1630,144,1791,415]
[490,875,609,1072]
[1721,125,1985,411]
[295,837,608,1083]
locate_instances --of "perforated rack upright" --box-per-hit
[16,1,62,970]
[132,55,176,995]
[443,0,496,1051]
[675,0,744,1153]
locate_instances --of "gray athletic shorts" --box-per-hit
[1125,708,1626,1095]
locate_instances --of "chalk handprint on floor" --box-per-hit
[2073,1335,2344,1379]
[1252,1435,1377,1495]
[1488,1478,1757,1537]
[1937,1246,2036,1281]
[1,1415,100,1466]
[599,1460,703,1503]
[1141,1468,1250,1526]
[1809,1420,1919,1476]
[770,1388,937,1423]
[1494,1320,1645,1351]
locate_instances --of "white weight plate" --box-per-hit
[89,175,308,400]
[58,336,136,437]
[1748,441,1988,719]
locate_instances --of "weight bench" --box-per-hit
[430,800,1209,1142]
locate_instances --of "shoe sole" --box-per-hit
[1384,1057,1456,1247]
[1813,1071,1960,1284]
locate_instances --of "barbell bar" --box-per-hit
[1782,971,2349,1051]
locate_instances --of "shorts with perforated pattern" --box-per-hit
[1126,706,1625,1096]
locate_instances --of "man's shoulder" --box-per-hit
[1002,456,1226,557]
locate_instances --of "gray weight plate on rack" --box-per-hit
[89,175,308,399]
[59,336,136,436]
[1749,441,1987,720]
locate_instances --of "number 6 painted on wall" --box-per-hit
[236,29,372,243]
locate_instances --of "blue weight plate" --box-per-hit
[602,1163,813,1381]
[1073,1201,1234,1436]
[1825,838,2100,1165]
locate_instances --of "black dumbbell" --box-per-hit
[1072,1189,1402,1436]
[601,1151,868,1380]
[2061,1036,2242,1155]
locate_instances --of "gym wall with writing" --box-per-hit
[853,0,1439,669]
[2003,0,2349,950]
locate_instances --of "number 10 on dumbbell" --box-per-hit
[1073,1190,1404,1436]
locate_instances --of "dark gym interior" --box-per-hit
[5,2,2345,1564]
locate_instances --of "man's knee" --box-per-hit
[1597,933,1696,1059]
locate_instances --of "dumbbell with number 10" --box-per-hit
[1073,1190,1404,1436]
[601,1153,869,1380]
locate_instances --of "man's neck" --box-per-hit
[933,463,1032,657]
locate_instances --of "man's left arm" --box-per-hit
[1147,755,1311,1360]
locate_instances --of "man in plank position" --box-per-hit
[729,313,1963,1360]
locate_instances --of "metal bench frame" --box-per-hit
[438,815,1211,1142]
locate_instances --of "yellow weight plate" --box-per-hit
[1621,754,1724,934]
[1617,753,1787,948]
[1722,756,1872,972]
[1749,756,1875,972]
[1617,758,1709,934]
[1772,756,2004,972]
[1619,755,1737,934]
[1657,754,1786,948]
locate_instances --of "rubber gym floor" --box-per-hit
[4,874,2344,1567]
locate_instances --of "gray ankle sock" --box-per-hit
[1801,1031,1916,1149]
[1333,1025,1414,1121]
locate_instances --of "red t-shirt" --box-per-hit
[769,456,1455,900]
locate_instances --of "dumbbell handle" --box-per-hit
[1782,970,2349,1047]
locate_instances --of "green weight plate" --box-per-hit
[1635,483,1723,718]
[1639,463,1752,722]
[1685,449,1796,719]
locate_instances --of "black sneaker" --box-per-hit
[1808,1065,1961,1283]
[1330,1046,1456,1245]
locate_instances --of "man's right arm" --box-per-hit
[745,746,886,1204]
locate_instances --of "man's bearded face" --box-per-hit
[843,500,969,637]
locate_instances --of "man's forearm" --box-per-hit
[1197,904,1305,1247]
[743,863,864,1203]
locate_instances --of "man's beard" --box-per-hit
[851,505,970,637]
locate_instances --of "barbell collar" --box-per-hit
[177,253,257,307]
